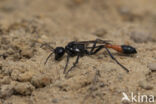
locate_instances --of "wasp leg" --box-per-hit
[89,45,104,55]
[87,45,129,72]
[64,54,70,74]
[88,40,97,54]
[104,47,129,72]
[88,39,105,55]
[65,55,80,76]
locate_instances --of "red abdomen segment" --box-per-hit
[105,44,123,53]
[105,44,137,54]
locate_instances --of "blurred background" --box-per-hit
[0,0,156,41]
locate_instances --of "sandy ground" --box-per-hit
[0,0,156,104]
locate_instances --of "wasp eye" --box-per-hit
[121,45,137,54]
[54,47,65,60]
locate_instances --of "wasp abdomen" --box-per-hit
[121,45,137,54]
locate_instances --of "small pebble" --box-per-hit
[21,48,34,59]
[119,7,130,15]
[138,81,153,90]
[0,76,11,84]
[122,100,130,104]
[18,71,34,82]
[1,67,12,76]
[130,29,150,43]
[99,83,105,88]
[1,5,16,12]
[31,74,52,88]
[148,63,156,72]
[0,85,14,98]
[14,82,35,95]
[52,98,59,103]
[93,29,107,37]
[11,70,21,81]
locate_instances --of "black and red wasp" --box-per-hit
[41,39,137,76]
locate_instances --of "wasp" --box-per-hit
[41,39,137,75]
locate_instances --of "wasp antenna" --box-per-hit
[40,43,46,48]
[44,52,54,65]
[40,43,54,50]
